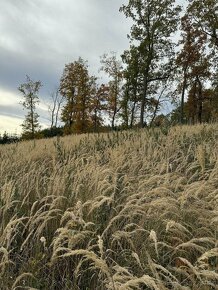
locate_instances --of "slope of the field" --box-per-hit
[0,124,218,290]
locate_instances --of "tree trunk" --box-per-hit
[180,66,188,124]
[140,74,149,128]
[196,76,203,123]
[111,113,116,130]
[149,99,160,127]
[30,96,35,139]
[130,101,136,128]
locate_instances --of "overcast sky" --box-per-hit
[0,0,132,135]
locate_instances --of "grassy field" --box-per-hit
[0,124,218,289]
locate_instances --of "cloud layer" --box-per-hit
[0,0,131,134]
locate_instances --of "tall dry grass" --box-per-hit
[0,124,217,289]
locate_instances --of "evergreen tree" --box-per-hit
[18,75,42,139]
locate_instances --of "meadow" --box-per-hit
[0,124,217,289]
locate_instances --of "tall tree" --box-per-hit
[90,83,108,132]
[187,0,218,114]
[59,58,95,134]
[176,14,211,124]
[18,75,42,139]
[176,15,207,123]
[121,46,141,128]
[120,0,181,127]
[187,0,218,49]
[100,52,123,129]
[187,59,211,124]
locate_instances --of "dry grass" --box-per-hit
[0,124,218,289]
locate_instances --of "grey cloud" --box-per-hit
[0,0,130,92]
[1,3,129,57]
[0,46,60,95]
[0,0,131,132]
[0,104,24,120]
[0,103,48,119]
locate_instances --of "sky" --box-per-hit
[0,0,131,135]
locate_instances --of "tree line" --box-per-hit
[16,0,217,139]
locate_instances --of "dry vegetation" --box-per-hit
[0,124,218,290]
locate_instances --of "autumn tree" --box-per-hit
[186,68,218,123]
[18,75,42,139]
[176,15,207,123]
[176,14,211,124]
[187,0,218,49]
[120,0,181,127]
[90,83,108,132]
[187,0,218,121]
[210,72,218,121]
[100,52,123,129]
[187,59,212,123]
[59,58,96,134]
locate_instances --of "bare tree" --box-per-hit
[48,88,64,129]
